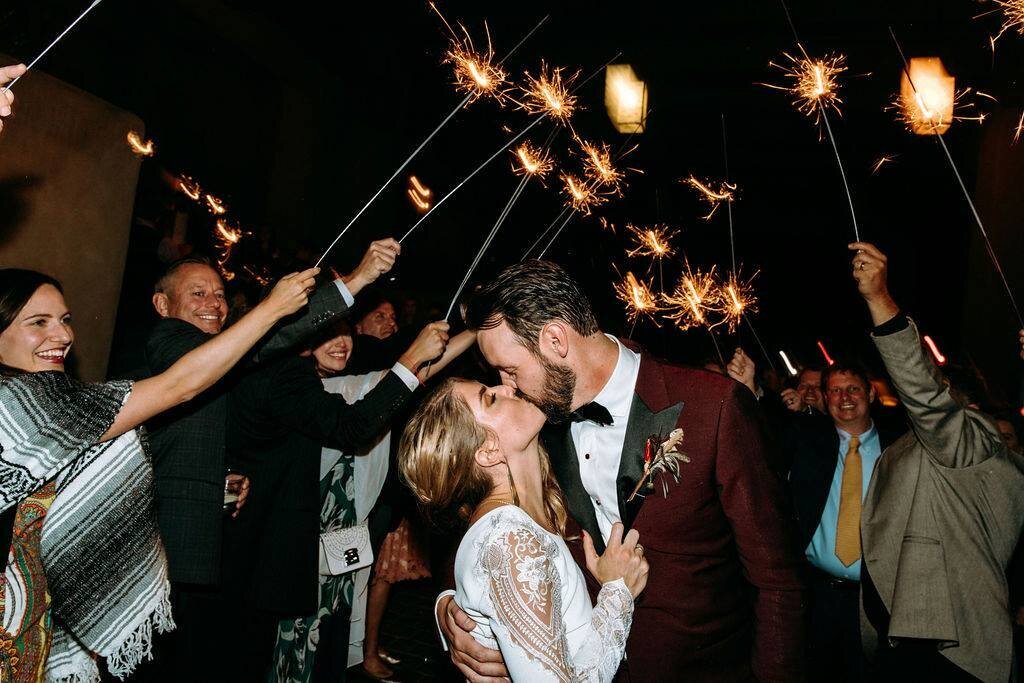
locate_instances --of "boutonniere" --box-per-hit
[627,428,689,502]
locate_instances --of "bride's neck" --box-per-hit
[482,440,549,529]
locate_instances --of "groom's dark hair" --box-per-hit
[465,260,599,353]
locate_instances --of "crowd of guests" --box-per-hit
[3,61,1024,683]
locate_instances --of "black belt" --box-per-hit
[812,568,860,591]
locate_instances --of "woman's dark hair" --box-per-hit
[0,269,64,377]
[0,268,63,334]
[464,260,598,354]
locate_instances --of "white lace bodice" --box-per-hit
[454,506,633,682]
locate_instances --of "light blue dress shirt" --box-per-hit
[805,423,882,580]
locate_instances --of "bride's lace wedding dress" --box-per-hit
[454,505,634,682]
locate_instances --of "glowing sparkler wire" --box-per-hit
[534,208,578,260]
[2,0,104,93]
[314,13,549,267]
[398,113,547,243]
[775,0,861,242]
[443,172,532,321]
[521,206,571,260]
[889,27,1024,328]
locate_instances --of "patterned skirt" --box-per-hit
[270,458,357,683]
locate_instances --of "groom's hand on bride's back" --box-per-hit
[437,595,510,682]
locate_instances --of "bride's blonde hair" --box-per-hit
[399,377,570,534]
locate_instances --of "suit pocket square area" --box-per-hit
[888,536,958,647]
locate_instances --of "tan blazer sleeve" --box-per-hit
[872,318,1004,469]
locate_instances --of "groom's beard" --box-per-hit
[517,355,576,423]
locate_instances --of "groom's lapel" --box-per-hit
[542,422,605,553]
[616,350,685,530]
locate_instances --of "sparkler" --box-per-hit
[626,224,676,261]
[176,176,202,201]
[518,62,579,124]
[559,172,606,215]
[684,176,736,221]
[313,12,549,267]
[614,271,662,326]
[922,335,947,365]
[715,271,759,334]
[1014,111,1024,144]
[980,0,1024,46]
[578,138,625,191]
[534,208,578,260]
[433,4,510,104]
[521,206,571,260]
[871,155,897,174]
[765,2,860,241]
[816,340,835,366]
[662,264,721,331]
[779,350,799,377]
[512,141,555,179]
[890,65,987,135]
[1,0,104,94]
[890,27,1024,328]
[126,131,155,157]
[443,170,534,321]
[399,113,548,243]
[205,194,227,215]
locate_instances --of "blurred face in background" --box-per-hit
[356,301,397,340]
[798,369,825,413]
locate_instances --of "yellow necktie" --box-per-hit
[835,436,862,567]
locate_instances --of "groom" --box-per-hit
[438,260,804,681]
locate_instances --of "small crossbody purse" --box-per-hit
[318,523,374,575]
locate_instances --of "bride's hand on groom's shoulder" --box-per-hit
[584,523,650,599]
[437,594,510,682]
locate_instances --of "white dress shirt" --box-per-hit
[570,335,641,542]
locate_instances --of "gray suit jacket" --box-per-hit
[861,319,1024,682]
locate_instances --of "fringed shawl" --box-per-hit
[0,371,173,681]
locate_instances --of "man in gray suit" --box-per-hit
[851,241,1024,681]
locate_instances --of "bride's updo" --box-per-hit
[399,377,569,533]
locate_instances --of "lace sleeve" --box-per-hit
[479,520,633,682]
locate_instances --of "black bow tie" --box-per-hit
[569,401,613,426]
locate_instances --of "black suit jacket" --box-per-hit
[142,283,347,585]
[222,354,413,615]
[787,415,901,552]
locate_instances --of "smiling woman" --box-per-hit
[0,265,317,681]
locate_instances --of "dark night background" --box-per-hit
[1,0,1022,405]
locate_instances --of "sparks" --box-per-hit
[985,0,1024,46]
[684,176,736,220]
[891,86,987,134]
[662,264,721,330]
[614,271,662,325]
[715,271,759,334]
[518,62,579,123]
[578,138,624,191]
[1015,111,1024,144]
[779,350,799,377]
[922,334,947,365]
[215,219,242,245]
[871,155,897,174]
[177,176,201,201]
[816,340,835,366]
[126,131,155,157]
[559,172,605,214]
[205,194,227,215]
[511,141,555,179]
[763,51,846,126]
[436,12,509,103]
[626,224,676,260]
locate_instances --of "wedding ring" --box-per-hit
[858,262,866,271]
[635,544,644,555]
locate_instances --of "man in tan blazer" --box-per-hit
[851,241,1024,681]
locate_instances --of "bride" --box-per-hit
[399,378,649,682]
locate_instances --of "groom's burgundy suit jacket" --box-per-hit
[542,345,806,682]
